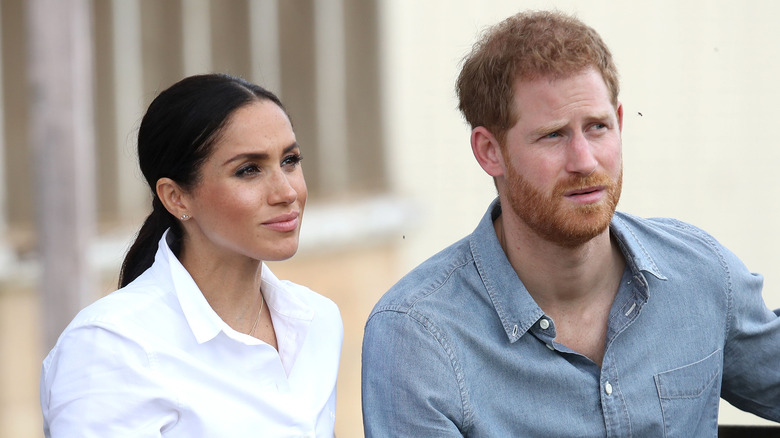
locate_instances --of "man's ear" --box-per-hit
[471,126,505,178]
[156,178,190,219]
[617,102,624,132]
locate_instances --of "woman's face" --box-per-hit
[182,100,307,263]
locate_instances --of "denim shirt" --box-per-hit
[362,199,780,437]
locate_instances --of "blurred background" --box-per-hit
[2,0,779,436]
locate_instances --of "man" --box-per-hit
[361,10,780,437]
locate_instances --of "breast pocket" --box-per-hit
[654,349,722,438]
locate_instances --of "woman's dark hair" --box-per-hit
[118,73,288,287]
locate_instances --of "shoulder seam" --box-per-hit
[406,308,473,432]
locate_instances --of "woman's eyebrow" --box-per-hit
[222,142,299,166]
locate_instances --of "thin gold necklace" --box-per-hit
[249,291,265,336]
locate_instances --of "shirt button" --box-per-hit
[539,319,550,330]
[605,382,613,395]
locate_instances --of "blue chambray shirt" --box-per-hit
[362,199,780,437]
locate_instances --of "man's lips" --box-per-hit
[262,212,300,232]
[563,186,605,203]
[564,185,604,196]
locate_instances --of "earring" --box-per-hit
[180,214,189,220]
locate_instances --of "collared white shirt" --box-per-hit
[41,230,343,437]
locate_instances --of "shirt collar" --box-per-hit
[469,199,667,343]
[609,212,667,282]
[469,199,545,343]
[156,230,315,351]
[158,230,230,344]
[259,264,315,375]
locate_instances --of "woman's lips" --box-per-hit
[262,212,299,232]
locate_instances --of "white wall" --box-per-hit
[379,0,780,425]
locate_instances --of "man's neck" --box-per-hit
[495,213,623,302]
[494,212,625,365]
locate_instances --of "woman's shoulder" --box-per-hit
[278,279,341,321]
[63,269,176,337]
[262,265,340,317]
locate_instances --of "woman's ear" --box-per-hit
[156,178,190,220]
[471,126,505,178]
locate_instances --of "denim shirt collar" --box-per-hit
[469,198,667,343]
[610,213,667,282]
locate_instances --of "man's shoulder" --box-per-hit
[371,234,476,315]
[613,211,715,244]
[612,211,731,267]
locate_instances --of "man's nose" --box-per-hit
[565,131,598,175]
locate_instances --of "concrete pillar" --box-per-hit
[0,3,13,277]
[314,0,349,193]
[111,0,147,220]
[182,0,212,75]
[249,0,281,94]
[27,0,97,348]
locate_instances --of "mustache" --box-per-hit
[553,172,615,196]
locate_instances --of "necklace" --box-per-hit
[249,291,265,336]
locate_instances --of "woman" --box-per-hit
[40,74,343,437]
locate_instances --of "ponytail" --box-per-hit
[118,197,181,288]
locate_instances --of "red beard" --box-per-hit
[504,163,622,248]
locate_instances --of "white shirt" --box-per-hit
[40,231,343,437]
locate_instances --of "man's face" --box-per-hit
[499,68,623,248]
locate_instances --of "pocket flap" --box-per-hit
[654,349,722,399]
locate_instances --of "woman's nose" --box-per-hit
[268,171,299,205]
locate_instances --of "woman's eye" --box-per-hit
[282,153,303,168]
[235,165,260,177]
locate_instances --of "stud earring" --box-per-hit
[180,214,189,220]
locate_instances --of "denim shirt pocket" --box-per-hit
[654,349,722,438]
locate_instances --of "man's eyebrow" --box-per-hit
[529,120,566,138]
[529,112,614,138]
[586,112,614,123]
[222,142,299,166]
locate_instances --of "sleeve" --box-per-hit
[720,248,780,422]
[361,309,467,437]
[40,324,179,438]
